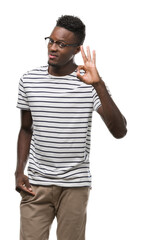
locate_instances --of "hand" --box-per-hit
[77,46,101,85]
[15,173,35,196]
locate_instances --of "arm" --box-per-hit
[77,46,127,139]
[94,81,127,138]
[15,110,35,195]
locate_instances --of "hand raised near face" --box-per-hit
[77,46,101,86]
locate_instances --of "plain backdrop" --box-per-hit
[0,0,142,239]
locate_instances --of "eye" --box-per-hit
[49,38,54,44]
[58,42,66,48]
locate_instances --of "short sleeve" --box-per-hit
[17,77,30,110]
[92,84,111,112]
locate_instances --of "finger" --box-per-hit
[80,45,87,63]
[76,73,84,82]
[77,65,85,71]
[76,66,86,82]
[86,46,91,61]
[22,188,36,196]
[76,69,84,81]
[17,185,35,196]
[76,65,85,76]
[24,177,33,192]
[92,50,96,65]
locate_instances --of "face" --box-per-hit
[47,27,80,67]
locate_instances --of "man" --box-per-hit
[15,15,127,240]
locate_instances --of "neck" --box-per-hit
[48,61,78,76]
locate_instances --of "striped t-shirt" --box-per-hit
[17,65,102,187]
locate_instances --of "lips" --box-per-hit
[49,54,58,59]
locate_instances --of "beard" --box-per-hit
[48,60,60,68]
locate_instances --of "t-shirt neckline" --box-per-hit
[47,65,77,78]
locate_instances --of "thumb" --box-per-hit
[24,176,32,191]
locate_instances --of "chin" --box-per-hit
[48,60,59,67]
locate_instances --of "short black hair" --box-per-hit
[56,15,86,45]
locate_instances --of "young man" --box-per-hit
[15,15,127,240]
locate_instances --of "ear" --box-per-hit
[74,46,81,55]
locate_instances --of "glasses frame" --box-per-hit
[45,37,79,48]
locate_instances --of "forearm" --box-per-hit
[15,128,32,175]
[77,46,127,138]
[93,79,127,138]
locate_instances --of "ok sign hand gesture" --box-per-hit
[77,46,101,86]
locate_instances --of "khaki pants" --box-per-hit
[20,185,90,240]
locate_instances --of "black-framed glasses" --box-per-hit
[45,37,79,49]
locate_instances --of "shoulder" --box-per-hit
[21,65,48,81]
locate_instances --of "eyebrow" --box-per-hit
[49,37,68,44]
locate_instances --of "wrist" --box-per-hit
[92,78,105,89]
[15,170,24,176]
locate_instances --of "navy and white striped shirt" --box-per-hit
[17,65,102,187]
